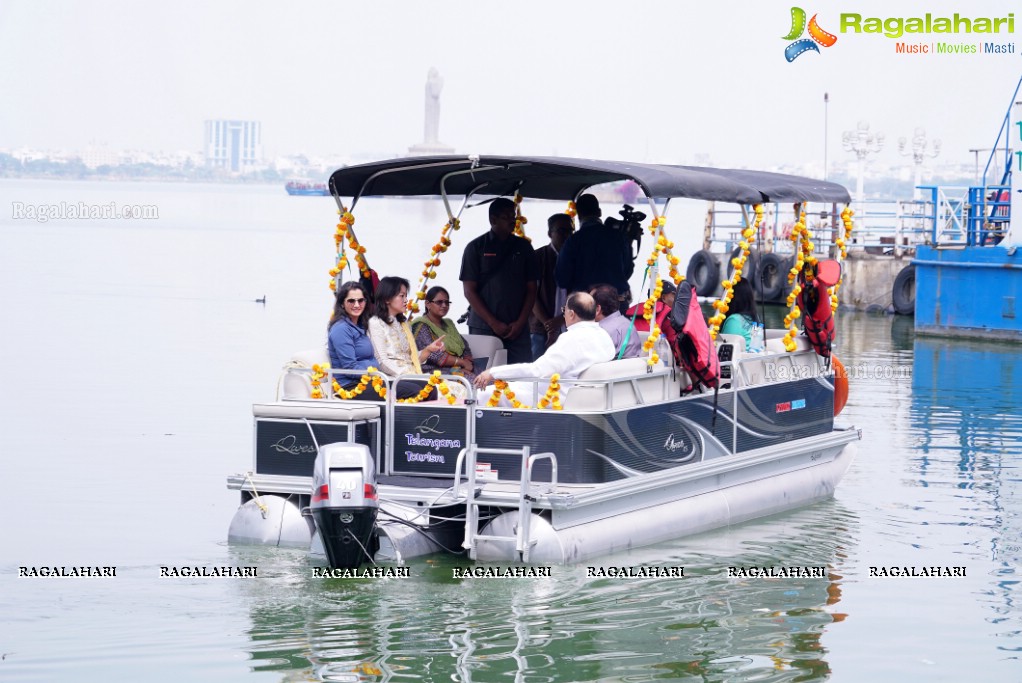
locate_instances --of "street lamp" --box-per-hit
[842,120,885,226]
[898,128,941,199]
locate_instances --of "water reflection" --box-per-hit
[911,337,1022,600]
[230,501,858,682]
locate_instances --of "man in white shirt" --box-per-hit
[590,284,642,359]
[474,292,615,405]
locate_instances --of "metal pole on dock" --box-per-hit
[843,121,884,231]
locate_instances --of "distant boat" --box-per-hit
[285,180,329,196]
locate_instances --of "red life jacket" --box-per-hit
[626,300,680,359]
[669,284,720,389]
[797,261,839,359]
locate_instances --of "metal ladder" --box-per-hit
[453,445,559,562]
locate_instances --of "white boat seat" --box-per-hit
[463,334,504,370]
[563,357,669,411]
[717,333,746,353]
[253,401,381,421]
[280,347,331,399]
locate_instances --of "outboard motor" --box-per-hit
[310,443,379,569]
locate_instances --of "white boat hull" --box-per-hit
[474,440,856,564]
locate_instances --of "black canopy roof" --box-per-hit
[328,155,850,205]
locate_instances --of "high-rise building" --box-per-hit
[204,120,262,172]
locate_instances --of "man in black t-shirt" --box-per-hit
[460,197,539,364]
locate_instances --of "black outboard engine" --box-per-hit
[310,443,379,569]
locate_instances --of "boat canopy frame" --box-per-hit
[328,155,852,218]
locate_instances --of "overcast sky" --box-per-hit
[1,0,1019,169]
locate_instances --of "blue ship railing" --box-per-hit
[966,184,1011,246]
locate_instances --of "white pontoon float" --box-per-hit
[227,156,860,567]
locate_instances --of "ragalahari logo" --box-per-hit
[783,7,838,61]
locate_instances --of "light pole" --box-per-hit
[823,93,829,181]
[898,128,941,199]
[842,121,885,227]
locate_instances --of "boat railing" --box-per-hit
[706,200,920,259]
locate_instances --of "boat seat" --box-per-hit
[563,357,669,411]
[280,347,331,399]
[253,401,380,422]
[463,334,505,370]
[278,346,387,401]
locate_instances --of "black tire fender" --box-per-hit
[686,249,721,297]
[892,264,915,316]
[726,247,759,286]
[755,252,787,302]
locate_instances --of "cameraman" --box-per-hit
[555,194,634,303]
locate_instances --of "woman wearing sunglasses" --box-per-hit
[411,285,476,381]
[327,281,388,400]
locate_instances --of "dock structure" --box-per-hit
[694,181,1014,317]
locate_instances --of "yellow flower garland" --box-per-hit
[782,207,814,351]
[314,365,388,400]
[408,217,461,315]
[637,215,686,367]
[829,205,855,312]
[512,190,530,241]
[328,208,371,292]
[708,204,763,339]
[565,200,577,229]
[487,375,562,410]
[396,370,458,405]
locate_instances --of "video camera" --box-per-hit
[604,204,646,260]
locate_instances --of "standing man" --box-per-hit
[555,193,634,300]
[529,213,574,360]
[460,197,539,364]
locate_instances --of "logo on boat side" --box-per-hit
[414,414,444,435]
[783,7,838,62]
[270,435,317,455]
[663,433,690,454]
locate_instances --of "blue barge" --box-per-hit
[912,76,1021,341]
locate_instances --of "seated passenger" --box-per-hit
[411,285,476,381]
[473,292,615,406]
[590,283,641,359]
[720,279,764,352]
[367,276,442,399]
[327,281,387,401]
[625,279,679,359]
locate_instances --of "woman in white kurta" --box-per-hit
[367,276,444,398]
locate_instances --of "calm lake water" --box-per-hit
[0,179,1019,682]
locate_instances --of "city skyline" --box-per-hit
[1,0,1018,174]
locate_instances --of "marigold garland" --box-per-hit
[327,368,390,400]
[565,200,577,229]
[487,375,562,410]
[782,206,814,351]
[328,208,370,292]
[637,215,686,367]
[512,190,530,241]
[396,370,458,405]
[829,205,855,312]
[708,204,763,339]
[408,217,461,315]
[640,276,665,366]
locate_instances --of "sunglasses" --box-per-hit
[429,299,452,306]
[345,297,366,305]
